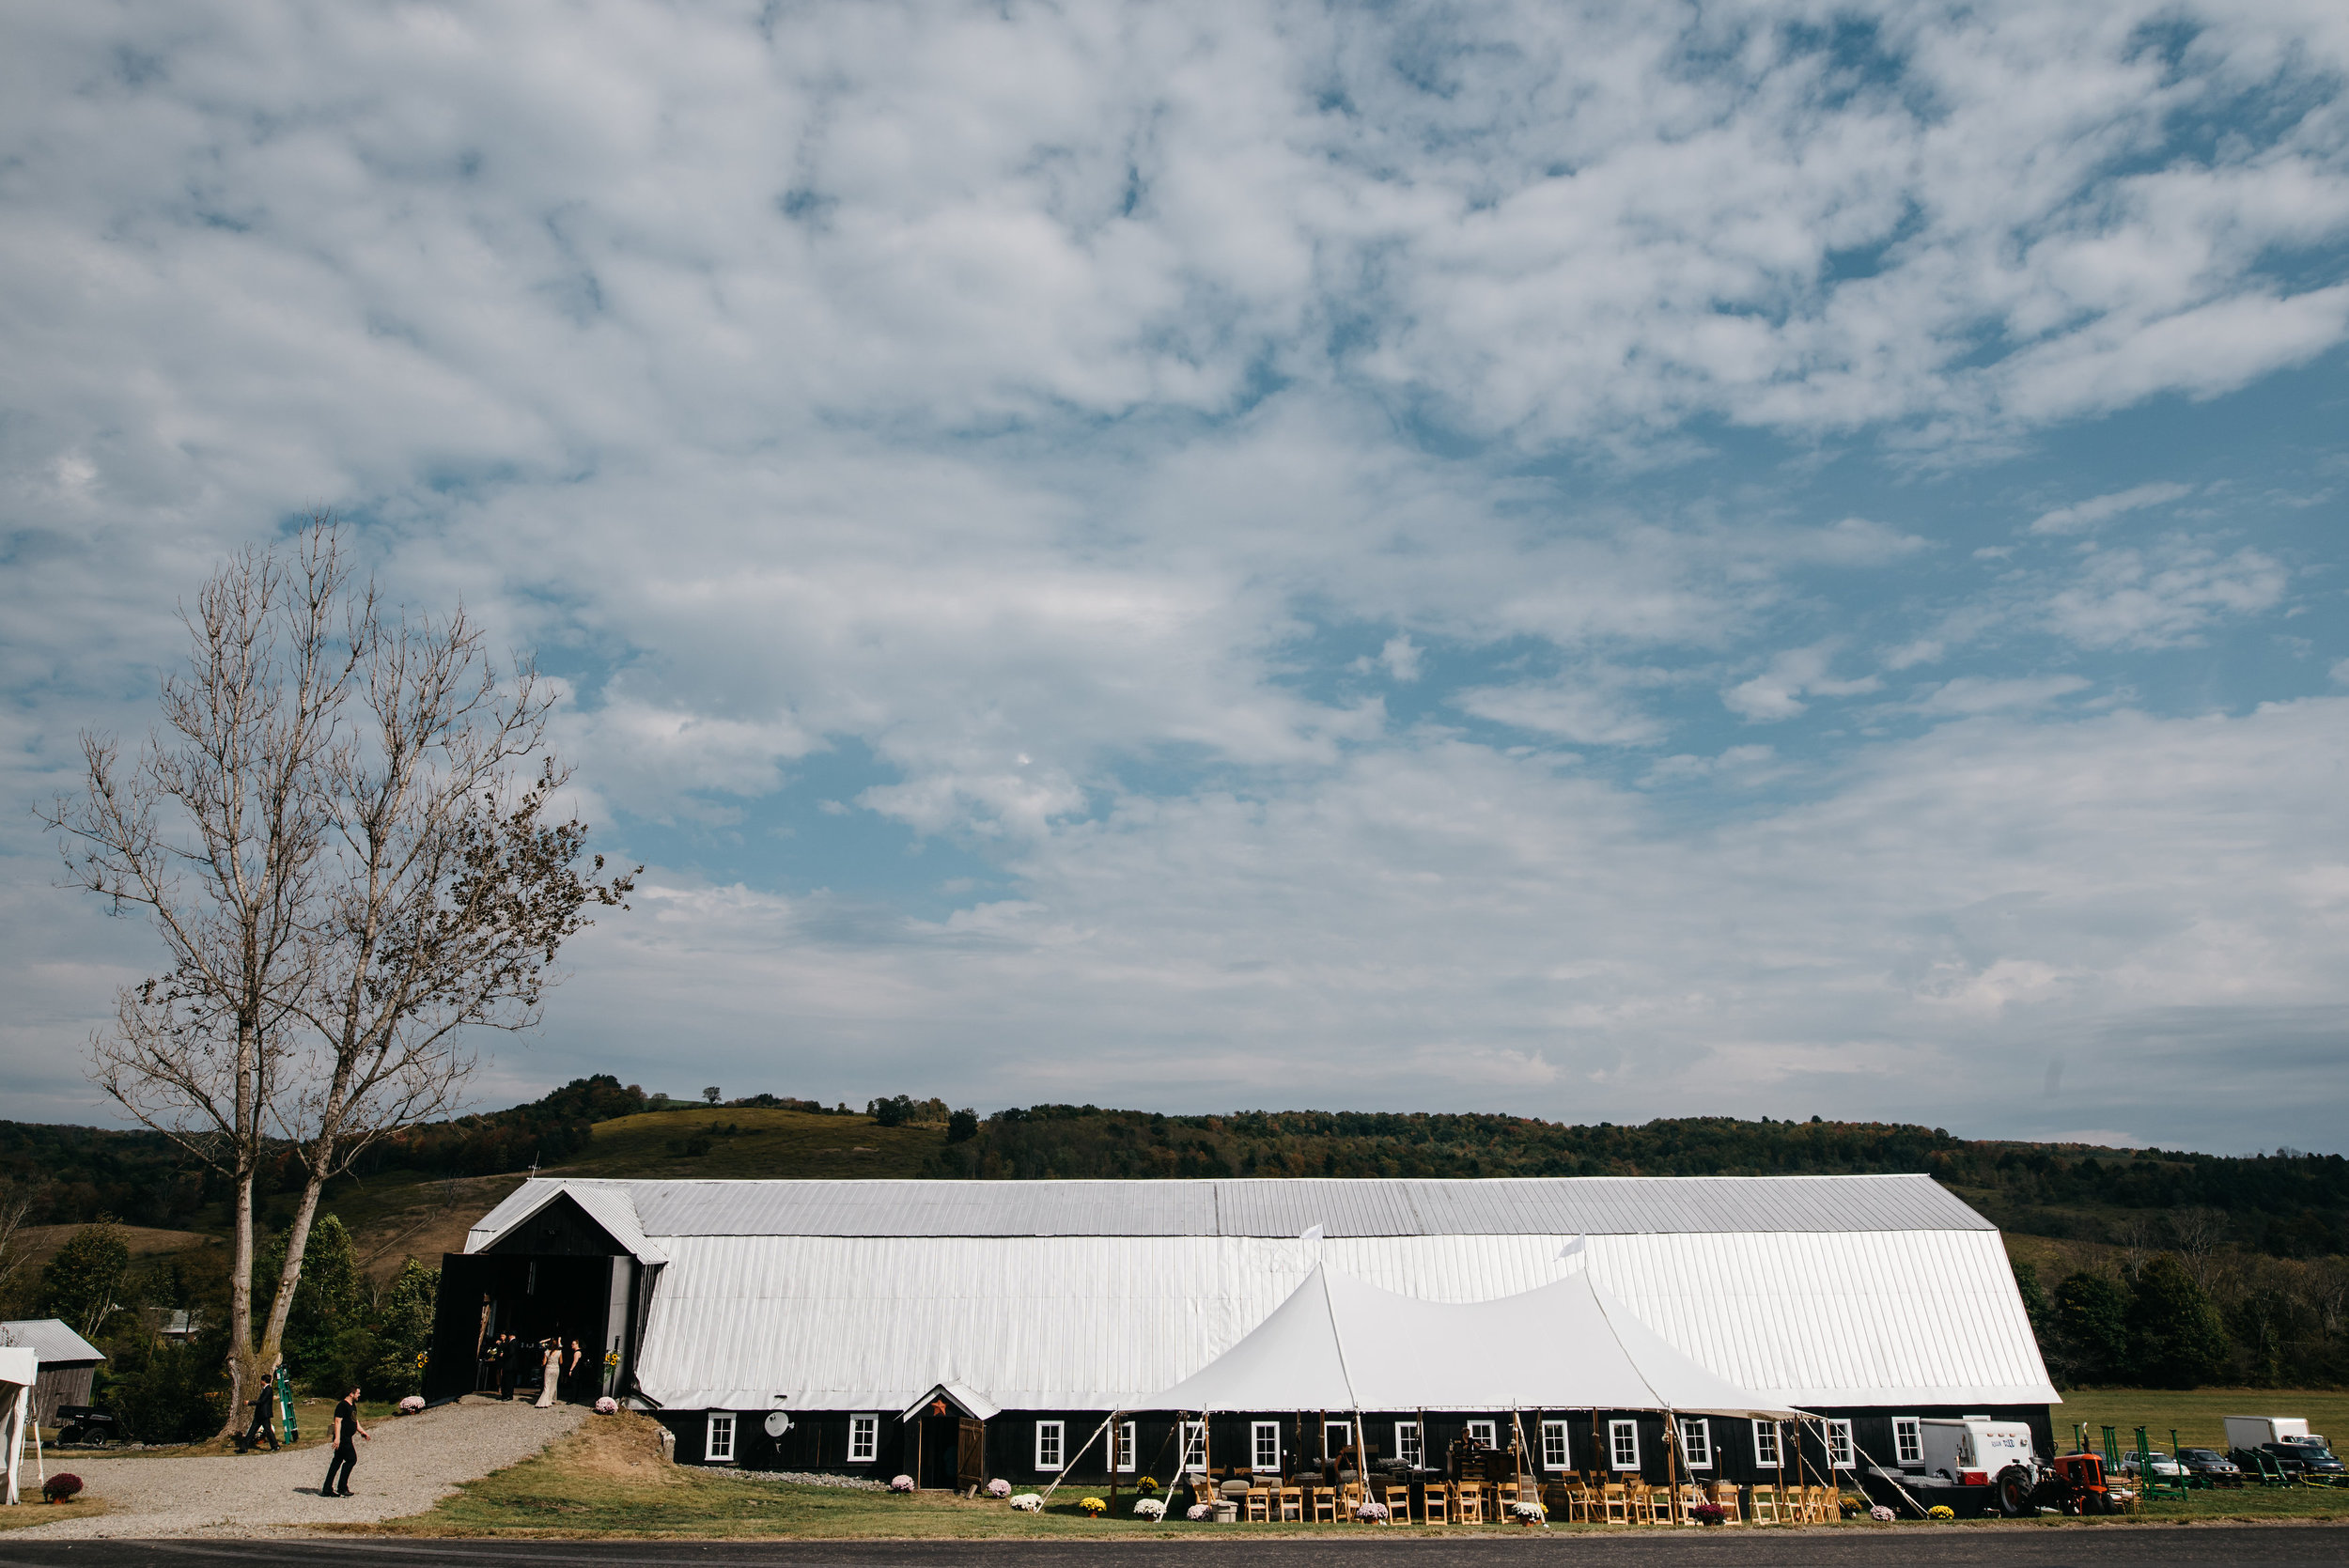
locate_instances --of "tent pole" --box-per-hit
[1665,1408,1682,1524]
[1109,1409,1119,1514]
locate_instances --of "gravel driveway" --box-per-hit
[8,1397,584,1539]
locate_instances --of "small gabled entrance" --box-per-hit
[901,1382,997,1493]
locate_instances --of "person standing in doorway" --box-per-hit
[534,1335,562,1407]
[496,1334,520,1400]
[322,1385,371,1497]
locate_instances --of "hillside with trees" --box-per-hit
[5,1082,2344,1426]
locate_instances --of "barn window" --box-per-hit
[1827,1420,1855,1469]
[1894,1418,1922,1467]
[848,1414,878,1464]
[1034,1421,1064,1471]
[1753,1421,1781,1467]
[1677,1418,1712,1469]
[1181,1421,1206,1473]
[1116,1421,1136,1472]
[1394,1421,1423,1468]
[706,1412,736,1464]
[1323,1420,1353,1459]
[1541,1421,1570,1470]
[1252,1421,1281,1472]
[1610,1420,1640,1470]
[1466,1419,1497,1449]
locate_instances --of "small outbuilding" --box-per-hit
[0,1321,104,1428]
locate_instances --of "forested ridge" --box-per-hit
[8,1082,2346,1398]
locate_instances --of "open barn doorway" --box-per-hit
[424,1191,646,1405]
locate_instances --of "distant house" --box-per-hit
[0,1319,105,1425]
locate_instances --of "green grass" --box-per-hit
[0,1496,111,1530]
[2052,1388,2349,1457]
[550,1108,948,1180]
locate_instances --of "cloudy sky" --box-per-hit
[5,0,2347,1153]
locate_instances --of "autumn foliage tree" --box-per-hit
[43,520,631,1434]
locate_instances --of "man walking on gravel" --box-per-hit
[322,1385,371,1498]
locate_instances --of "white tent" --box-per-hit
[0,1345,39,1507]
[1136,1264,1798,1419]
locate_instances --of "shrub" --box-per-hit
[44,1474,83,1502]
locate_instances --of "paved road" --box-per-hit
[3,1529,2346,1568]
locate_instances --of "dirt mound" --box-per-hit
[543,1408,686,1486]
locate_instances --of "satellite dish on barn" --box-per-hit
[765,1412,792,1437]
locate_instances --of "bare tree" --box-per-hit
[2165,1206,2231,1296]
[44,527,353,1430]
[254,598,632,1367]
[0,1184,39,1302]
[44,520,630,1433]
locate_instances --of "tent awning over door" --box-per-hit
[1133,1265,1798,1418]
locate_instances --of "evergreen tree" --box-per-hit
[2128,1252,2231,1388]
[366,1260,440,1399]
[257,1215,370,1394]
[2048,1271,2130,1385]
[37,1221,131,1339]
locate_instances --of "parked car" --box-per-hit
[2119,1450,2185,1480]
[2177,1448,2242,1483]
[52,1405,126,1446]
[2276,1439,2346,1478]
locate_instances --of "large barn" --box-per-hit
[430,1173,2057,1492]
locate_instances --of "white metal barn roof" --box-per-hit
[464,1174,2055,1415]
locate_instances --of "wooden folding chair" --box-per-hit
[1244,1486,1270,1522]
[1279,1485,1303,1522]
[1712,1483,1745,1526]
[1422,1483,1451,1525]
[1455,1481,1486,1524]
[1749,1483,1779,1524]
[1308,1485,1337,1524]
[1384,1484,1411,1524]
[1601,1482,1630,1523]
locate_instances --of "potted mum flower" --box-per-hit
[985,1478,1012,1498]
[1869,1505,1895,1523]
[1928,1504,1956,1520]
[1691,1501,1727,1526]
[1081,1496,1108,1517]
[1009,1493,1043,1512]
[890,1475,916,1493]
[1132,1497,1166,1519]
[43,1474,84,1504]
[1186,1502,1213,1520]
[1354,1500,1389,1522]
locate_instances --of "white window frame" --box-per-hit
[1252,1421,1282,1473]
[1466,1419,1498,1449]
[1181,1421,1206,1474]
[1754,1421,1781,1468]
[1035,1420,1065,1472]
[1893,1418,1922,1467]
[1677,1418,1712,1469]
[1610,1420,1641,1470]
[848,1413,879,1464]
[1116,1421,1136,1473]
[1541,1420,1570,1471]
[1826,1420,1854,1470]
[1394,1421,1423,1469]
[1324,1420,1354,1459]
[706,1411,736,1464]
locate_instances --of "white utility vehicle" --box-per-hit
[1913,1418,2046,1515]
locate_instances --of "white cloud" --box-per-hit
[2030,481,2194,536]
[1723,645,1882,722]
[1912,675,2092,715]
[2046,540,2289,650]
[1377,635,1423,683]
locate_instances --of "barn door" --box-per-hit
[957,1418,987,1492]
